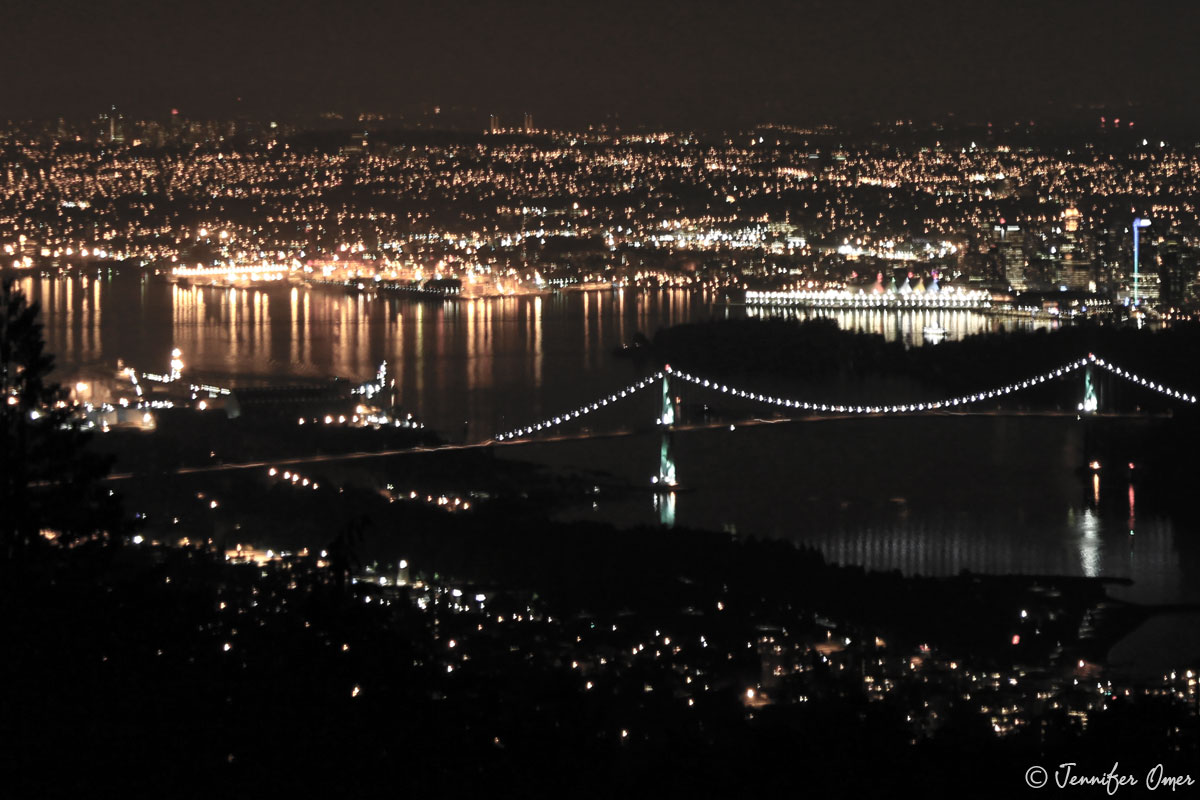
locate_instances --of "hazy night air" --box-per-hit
[4,0,1200,127]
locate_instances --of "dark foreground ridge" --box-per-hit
[3,513,1195,797]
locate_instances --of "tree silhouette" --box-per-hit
[0,277,120,561]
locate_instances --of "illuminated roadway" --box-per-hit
[100,352,1191,481]
[101,409,1161,482]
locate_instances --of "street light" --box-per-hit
[1132,217,1151,306]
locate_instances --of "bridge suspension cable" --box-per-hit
[1089,355,1197,403]
[666,353,1195,415]
[493,354,1195,442]
[494,372,665,441]
[664,359,1092,415]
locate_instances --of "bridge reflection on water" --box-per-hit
[509,415,1194,610]
[24,272,1200,664]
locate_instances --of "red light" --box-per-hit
[1011,634,1020,645]
[171,108,179,116]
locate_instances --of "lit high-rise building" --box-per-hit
[992,222,1027,292]
[1058,207,1094,291]
[1157,234,1195,310]
[107,105,124,143]
[523,112,534,131]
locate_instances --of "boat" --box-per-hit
[922,324,948,343]
[559,281,613,293]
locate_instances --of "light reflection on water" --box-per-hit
[539,416,1199,672]
[24,274,724,434]
[747,304,1057,345]
[25,273,1041,434]
[23,272,1200,670]
[25,274,1194,600]
[509,418,1196,609]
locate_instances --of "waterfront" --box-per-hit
[503,417,1200,678]
[21,270,1052,432]
[20,270,1200,675]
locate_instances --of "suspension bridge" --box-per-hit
[493,352,1194,439]
[487,351,1195,492]
[102,352,1196,481]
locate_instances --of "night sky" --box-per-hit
[3,0,1198,126]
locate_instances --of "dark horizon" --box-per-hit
[4,0,1200,129]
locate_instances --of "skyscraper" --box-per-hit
[1058,207,1094,291]
[107,105,124,144]
[523,112,534,131]
[1157,234,1195,310]
[992,222,1027,292]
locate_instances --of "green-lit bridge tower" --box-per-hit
[654,372,678,526]
[1080,363,1098,414]
[656,373,677,487]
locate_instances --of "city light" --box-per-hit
[5,51,1200,793]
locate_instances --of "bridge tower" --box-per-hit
[658,372,676,427]
[654,371,678,526]
[654,371,678,489]
[1080,363,1099,414]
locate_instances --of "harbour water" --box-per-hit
[18,271,1047,435]
[20,269,1198,674]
